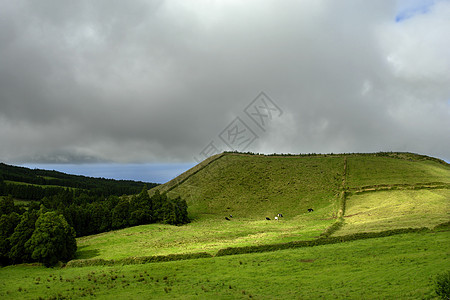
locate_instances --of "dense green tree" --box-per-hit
[0,195,15,215]
[8,210,39,264]
[111,198,130,229]
[129,186,152,226]
[161,197,189,225]
[0,212,21,265]
[86,202,108,234]
[25,212,76,266]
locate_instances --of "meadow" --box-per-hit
[1,231,448,299]
[337,189,450,236]
[76,215,333,260]
[1,152,449,299]
[346,156,450,188]
[75,153,449,261]
[78,154,345,259]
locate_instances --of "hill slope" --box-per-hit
[159,153,344,220]
[2,152,449,299]
[157,152,449,221]
[76,152,449,260]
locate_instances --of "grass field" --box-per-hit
[77,154,345,260]
[2,152,449,299]
[1,231,448,299]
[3,180,73,189]
[346,156,450,188]
[165,154,344,219]
[75,153,449,261]
[336,189,450,236]
[76,216,333,260]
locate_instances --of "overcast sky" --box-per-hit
[1,0,449,169]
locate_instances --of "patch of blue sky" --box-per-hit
[19,162,197,184]
[395,0,443,22]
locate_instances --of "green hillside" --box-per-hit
[1,152,450,299]
[75,152,449,260]
[163,154,344,219]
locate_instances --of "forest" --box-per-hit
[0,162,158,198]
[0,163,189,267]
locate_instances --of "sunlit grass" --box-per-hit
[346,156,450,188]
[335,189,450,236]
[76,210,335,260]
[1,231,448,299]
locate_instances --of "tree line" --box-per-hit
[0,187,189,267]
[0,162,158,198]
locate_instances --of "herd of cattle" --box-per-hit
[224,208,314,221]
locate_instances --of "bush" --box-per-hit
[435,271,450,299]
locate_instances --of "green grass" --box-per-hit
[76,215,333,260]
[1,231,448,299]
[76,154,345,260]
[4,180,75,189]
[335,189,450,236]
[346,156,450,188]
[165,154,344,219]
[2,152,449,299]
[76,153,449,261]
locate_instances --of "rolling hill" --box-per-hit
[1,152,449,299]
[74,152,449,260]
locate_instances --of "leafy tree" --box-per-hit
[161,197,189,225]
[25,212,76,266]
[111,198,130,229]
[0,212,21,265]
[0,195,15,215]
[129,186,152,226]
[8,210,39,264]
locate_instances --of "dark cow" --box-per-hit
[266,217,271,220]
[225,217,230,221]
[307,208,314,212]
[277,213,284,217]
[229,215,233,218]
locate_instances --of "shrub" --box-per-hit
[435,271,450,299]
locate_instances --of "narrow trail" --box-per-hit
[337,157,348,218]
[320,156,348,238]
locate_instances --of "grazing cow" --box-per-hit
[229,215,233,218]
[277,213,284,218]
[275,216,279,221]
[266,217,271,220]
[225,217,230,221]
[307,208,314,212]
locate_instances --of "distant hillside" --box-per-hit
[0,162,158,200]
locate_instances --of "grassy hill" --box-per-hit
[74,152,449,260]
[1,152,449,299]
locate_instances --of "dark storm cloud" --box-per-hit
[1,0,449,164]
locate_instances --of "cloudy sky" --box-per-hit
[1,0,449,181]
